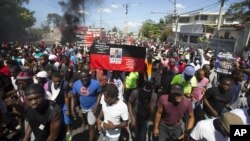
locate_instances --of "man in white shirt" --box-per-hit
[97,84,128,141]
[189,60,201,71]
[230,95,250,125]
[189,112,243,141]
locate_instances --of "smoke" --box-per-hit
[59,0,103,44]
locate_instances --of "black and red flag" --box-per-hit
[90,43,146,72]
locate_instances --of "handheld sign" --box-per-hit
[214,53,235,74]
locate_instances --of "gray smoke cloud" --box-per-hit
[59,0,103,44]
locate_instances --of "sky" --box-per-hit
[25,0,239,32]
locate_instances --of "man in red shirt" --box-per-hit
[0,59,10,76]
[153,84,195,141]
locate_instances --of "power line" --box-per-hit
[37,0,61,10]
[203,4,221,11]
[203,2,221,10]
[92,2,220,22]
[184,0,215,9]
[168,0,174,5]
[91,2,222,22]
[90,13,153,22]
[178,2,220,15]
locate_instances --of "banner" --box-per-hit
[75,27,87,47]
[75,27,94,48]
[90,43,146,72]
[214,53,235,74]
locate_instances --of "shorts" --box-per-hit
[81,108,96,125]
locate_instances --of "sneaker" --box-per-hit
[66,131,72,141]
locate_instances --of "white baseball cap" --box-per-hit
[36,71,48,78]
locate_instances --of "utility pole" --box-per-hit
[174,0,178,45]
[124,3,129,35]
[112,2,141,36]
[170,0,202,45]
[122,3,139,35]
[217,0,225,30]
[100,8,103,39]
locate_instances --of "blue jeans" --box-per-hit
[159,122,182,141]
[131,120,149,141]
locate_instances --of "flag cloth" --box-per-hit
[90,43,146,72]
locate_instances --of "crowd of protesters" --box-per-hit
[0,40,250,141]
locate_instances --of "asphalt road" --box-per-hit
[69,109,107,141]
[69,110,132,141]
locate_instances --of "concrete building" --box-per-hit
[173,12,240,48]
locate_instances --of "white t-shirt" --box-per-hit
[100,95,128,138]
[189,63,201,71]
[230,108,250,125]
[190,118,229,141]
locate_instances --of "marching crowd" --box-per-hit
[0,41,250,141]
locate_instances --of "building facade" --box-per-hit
[173,12,240,49]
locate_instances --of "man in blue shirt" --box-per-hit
[71,70,101,141]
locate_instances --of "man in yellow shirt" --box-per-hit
[124,72,139,102]
[171,66,197,98]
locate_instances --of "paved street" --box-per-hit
[69,110,132,141]
[69,108,107,141]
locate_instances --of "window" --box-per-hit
[195,15,199,21]
[225,18,234,23]
[224,31,230,39]
[190,35,199,44]
[180,34,188,42]
[200,15,208,21]
[179,17,190,23]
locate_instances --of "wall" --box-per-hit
[234,22,250,55]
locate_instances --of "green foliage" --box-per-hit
[198,36,208,43]
[141,19,160,41]
[47,13,63,27]
[40,22,50,33]
[111,26,118,32]
[164,16,173,24]
[0,0,36,42]
[128,32,134,36]
[160,27,173,42]
[159,18,165,25]
[226,0,250,23]
[140,17,173,42]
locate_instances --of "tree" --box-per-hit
[140,17,174,42]
[40,22,50,33]
[128,32,134,36]
[47,13,63,27]
[0,0,36,42]
[160,27,173,42]
[111,26,118,32]
[141,19,161,41]
[164,15,173,25]
[226,0,250,23]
